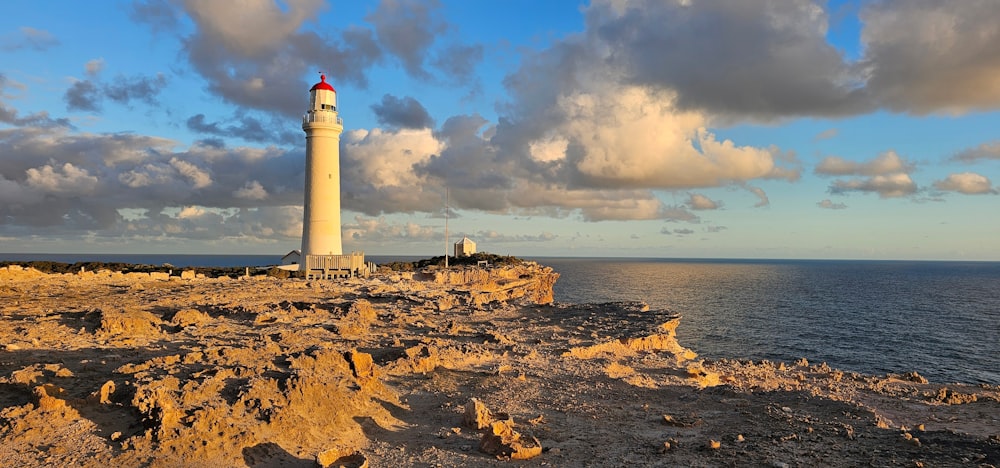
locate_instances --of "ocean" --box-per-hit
[3,253,997,385]
[540,257,1000,386]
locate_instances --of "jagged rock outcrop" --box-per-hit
[374,262,559,308]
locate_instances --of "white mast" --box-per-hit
[444,187,449,269]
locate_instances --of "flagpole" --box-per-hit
[444,187,449,269]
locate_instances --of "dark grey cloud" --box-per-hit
[366,0,446,79]
[191,27,379,118]
[370,94,435,129]
[661,227,696,236]
[104,73,167,106]
[186,113,299,145]
[433,43,484,83]
[64,74,167,112]
[1,26,59,51]
[127,0,181,34]
[587,0,869,119]
[860,0,1000,114]
[64,80,101,112]
[952,142,1000,163]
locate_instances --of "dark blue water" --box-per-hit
[538,258,1000,385]
[4,254,997,384]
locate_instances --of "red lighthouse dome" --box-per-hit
[310,74,335,92]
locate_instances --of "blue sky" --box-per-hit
[1,0,999,260]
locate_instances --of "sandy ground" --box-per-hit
[1,263,998,467]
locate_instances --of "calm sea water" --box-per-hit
[3,254,997,384]
[538,258,1000,385]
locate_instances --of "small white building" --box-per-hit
[281,250,302,266]
[454,237,476,257]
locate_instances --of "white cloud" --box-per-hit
[547,87,793,189]
[818,151,918,199]
[118,163,175,188]
[343,128,442,189]
[184,0,326,57]
[830,173,917,198]
[815,151,911,176]
[177,206,207,219]
[25,163,99,194]
[528,137,568,163]
[169,157,212,189]
[933,172,996,195]
[687,193,719,210]
[234,180,269,200]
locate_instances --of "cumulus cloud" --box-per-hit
[829,173,917,198]
[370,94,435,129]
[135,0,381,117]
[933,172,996,195]
[234,180,269,200]
[859,0,1000,114]
[817,199,848,210]
[584,0,869,119]
[16,0,1000,246]
[817,151,918,198]
[550,0,1000,119]
[0,122,303,239]
[169,157,213,189]
[952,142,1000,163]
[687,193,719,210]
[340,127,445,215]
[25,163,99,194]
[815,151,912,176]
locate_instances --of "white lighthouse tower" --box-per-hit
[301,74,344,259]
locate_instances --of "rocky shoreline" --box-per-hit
[1,262,997,467]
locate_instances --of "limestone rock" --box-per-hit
[464,398,495,430]
[98,308,161,337]
[316,447,368,468]
[479,420,542,460]
[171,308,211,327]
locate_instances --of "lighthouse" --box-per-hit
[301,74,344,259]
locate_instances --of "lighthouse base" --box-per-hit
[303,251,374,279]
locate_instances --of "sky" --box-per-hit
[1,0,999,260]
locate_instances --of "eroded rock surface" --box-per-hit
[1,263,998,467]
